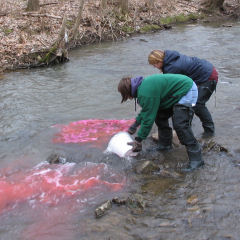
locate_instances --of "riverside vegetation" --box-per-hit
[0,0,239,73]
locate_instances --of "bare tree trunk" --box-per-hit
[145,0,155,9]
[101,0,107,9]
[119,0,128,14]
[211,0,224,8]
[26,0,40,11]
[40,14,69,66]
[203,0,225,10]
[55,14,68,48]
[71,0,85,41]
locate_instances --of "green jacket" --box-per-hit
[135,73,193,140]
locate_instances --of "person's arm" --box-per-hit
[163,64,181,74]
[127,120,140,135]
[136,96,160,140]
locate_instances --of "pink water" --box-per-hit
[0,119,132,239]
[53,119,135,147]
[0,162,125,214]
[0,161,125,239]
[0,119,132,213]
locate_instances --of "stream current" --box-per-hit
[0,21,240,240]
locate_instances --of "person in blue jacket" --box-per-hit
[148,50,218,139]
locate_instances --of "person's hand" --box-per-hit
[127,121,140,135]
[127,140,142,152]
[128,125,137,135]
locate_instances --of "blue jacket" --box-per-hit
[163,50,213,85]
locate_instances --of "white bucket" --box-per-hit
[105,132,134,158]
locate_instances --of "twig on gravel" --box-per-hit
[40,2,58,7]
[36,37,49,48]
[22,12,65,20]
[0,12,7,17]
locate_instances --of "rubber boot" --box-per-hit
[193,80,216,138]
[201,127,215,139]
[182,145,204,172]
[156,128,172,151]
[172,104,204,172]
[157,141,172,151]
[194,105,215,138]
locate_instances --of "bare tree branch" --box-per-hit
[26,0,40,11]
[71,0,85,41]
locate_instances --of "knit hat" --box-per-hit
[148,50,165,65]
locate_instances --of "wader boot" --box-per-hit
[194,104,215,138]
[172,104,204,172]
[157,128,172,151]
[182,144,204,172]
[193,80,217,138]
[154,108,173,152]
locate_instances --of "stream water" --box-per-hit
[0,21,240,240]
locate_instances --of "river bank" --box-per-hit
[0,0,239,74]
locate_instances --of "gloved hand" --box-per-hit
[127,140,142,152]
[127,121,140,135]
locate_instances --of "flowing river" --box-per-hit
[0,21,240,240]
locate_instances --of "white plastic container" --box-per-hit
[105,131,134,158]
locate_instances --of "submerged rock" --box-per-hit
[95,194,147,218]
[135,160,160,174]
[125,194,146,215]
[95,200,112,218]
[112,197,127,205]
[112,194,146,210]
[47,153,67,164]
[159,169,182,178]
[187,195,199,205]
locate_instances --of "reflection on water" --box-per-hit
[0,21,240,240]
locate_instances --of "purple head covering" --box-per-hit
[131,76,143,98]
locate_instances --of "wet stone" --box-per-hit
[187,195,199,205]
[135,160,160,174]
[187,206,200,212]
[126,216,137,224]
[126,194,146,210]
[141,178,176,195]
[46,153,67,164]
[218,236,233,240]
[95,200,112,218]
[222,24,233,27]
[200,139,229,153]
[159,169,182,179]
[112,197,127,205]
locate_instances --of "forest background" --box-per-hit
[0,0,239,74]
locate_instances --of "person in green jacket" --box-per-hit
[118,73,203,171]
